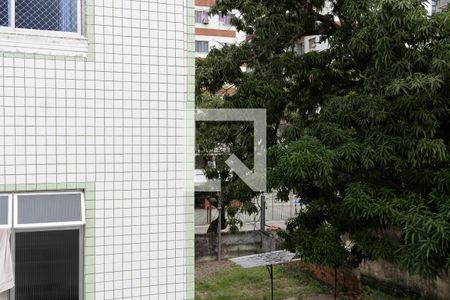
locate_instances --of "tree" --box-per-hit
[196,0,450,277]
[196,92,260,232]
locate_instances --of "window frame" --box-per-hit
[309,37,316,49]
[194,10,202,23]
[195,40,209,53]
[0,194,12,229]
[0,0,83,36]
[4,191,85,300]
[13,191,85,229]
[195,10,209,24]
[219,13,234,26]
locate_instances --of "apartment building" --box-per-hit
[432,0,450,14]
[295,2,334,56]
[0,0,194,299]
[295,35,329,55]
[194,0,245,58]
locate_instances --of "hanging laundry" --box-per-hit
[0,229,14,295]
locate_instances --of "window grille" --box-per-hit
[195,10,208,24]
[0,0,80,33]
[219,13,234,26]
[0,0,7,26]
[196,40,209,53]
[0,192,84,300]
[195,11,202,23]
[14,230,80,300]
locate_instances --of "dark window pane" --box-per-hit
[15,0,77,32]
[0,196,8,225]
[195,11,202,23]
[0,0,8,27]
[15,230,79,300]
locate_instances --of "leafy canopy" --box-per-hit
[196,0,450,277]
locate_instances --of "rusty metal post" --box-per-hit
[260,194,266,232]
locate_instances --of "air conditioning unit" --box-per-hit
[202,18,209,25]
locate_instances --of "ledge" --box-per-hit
[0,28,88,58]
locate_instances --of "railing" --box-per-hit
[195,200,300,226]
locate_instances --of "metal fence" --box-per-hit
[195,198,299,227]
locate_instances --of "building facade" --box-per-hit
[294,2,333,56]
[0,0,194,299]
[194,0,245,58]
[295,35,330,56]
[432,0,450,14]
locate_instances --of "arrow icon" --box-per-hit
[195,109,267,192]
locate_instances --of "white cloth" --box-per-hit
[0,291,9,300]
[0,229,14,294]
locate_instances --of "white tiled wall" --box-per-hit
[0,0,194,299]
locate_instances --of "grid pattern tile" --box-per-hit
[0,0,194,299]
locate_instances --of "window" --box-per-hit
[0,195,12,228]
[14,192,84,228]
[195,10,209,24]
[196,40,209,53]
[296,42,305,55]
[0,0,80,33]
[309,37,316,49]
[0,0,7,27]
[219,13,234,26]
[1,192,85,300]
[0,0,87,57]
[15,230,80,300]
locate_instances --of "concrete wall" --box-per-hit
[360,260,450,300]
[195,230,282,261]
[288,261,361,297]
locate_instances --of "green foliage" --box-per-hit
[196,0,450,277]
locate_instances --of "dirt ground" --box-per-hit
[195,259,235,281]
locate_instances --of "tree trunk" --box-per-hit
[334,267,337,300]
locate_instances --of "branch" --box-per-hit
[333,170,404,192]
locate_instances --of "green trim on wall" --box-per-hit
[84,0,96,61]
[0,182,96,300]
[185,0,196,298]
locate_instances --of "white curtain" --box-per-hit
[0,229,14,297]
[0,291,9,300]
[59,0,77,32]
